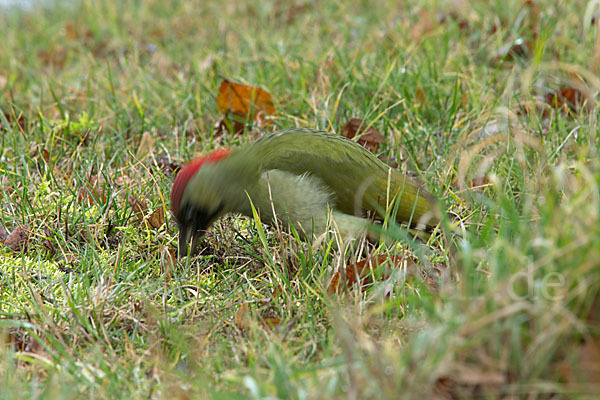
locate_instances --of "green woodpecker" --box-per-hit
[171,129,438,256]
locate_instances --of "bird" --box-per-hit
[171,129,439,257]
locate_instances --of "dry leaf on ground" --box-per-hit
[78,176,107,204]
[64,22,93,42]
[0,225,9,243]
[328,254,412,294]
[4,225,31,253]
[468,176,491,190]
[7,328,44,354]
[557,336,600,386]
[411,8,440,41]
[136,131,154,160]
[148,207,165,229]
[235,303,251,330]
[213,117,245,137]
[544,88,587,113]
[216,79,276,132]
[155,155,182,180]
[415,87,425,105]
[37,48,67,68]
[130,196,149,222]
[129,196,166,229]
[1,111,27,131]
[235,302,281,331]
[342,118,385,152]
[160,246,177,277]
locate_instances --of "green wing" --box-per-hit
[250,129,438,227]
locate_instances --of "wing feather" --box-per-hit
[250,129,437,227]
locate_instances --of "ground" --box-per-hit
[0,0,599,399]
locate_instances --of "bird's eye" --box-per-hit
[178,202,224,232]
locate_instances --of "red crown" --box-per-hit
[170,148,230,219]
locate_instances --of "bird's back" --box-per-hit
[249,129,438,228]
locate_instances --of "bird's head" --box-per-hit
[171,148,231,257]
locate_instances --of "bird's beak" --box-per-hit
[177,223,204,259]
[176,204,223,258]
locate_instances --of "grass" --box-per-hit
[1,0,599,398]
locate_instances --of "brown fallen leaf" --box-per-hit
[273,1,309,24]
[447,9,469,30]
[149,27,164,40]
[7,328,43,354]
[37,48,67,68]
[160,246,177,277]
[235,303,251,331]
[328,254,411,294]
[78,176,107,204]
[155,155,182,180]
[235,302,281,331]
[0,225,8,243]
[64,22,93,42]
[411,8,439,41]
[129,196,166,229]
[42,148,50,163]
[434,366,506,399]
[41,226,56,254]
[415,87,425,105]
[64,22,78,41]
[524,0,540,34]
[57,263,78,274]
[136,131,154,160]
[4,225,31,253]
[461,92,468,107]
[130,196,149,222]
[1,111,27,132]
[342,118,385,153]
[557,336,600,386]
[148,206,165,229]
[544,87,586,113]
[495,0,538,63]
[262,317,282,329]
[214,116,245,137]
[468,176,491,190]
[216,79,276,130]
